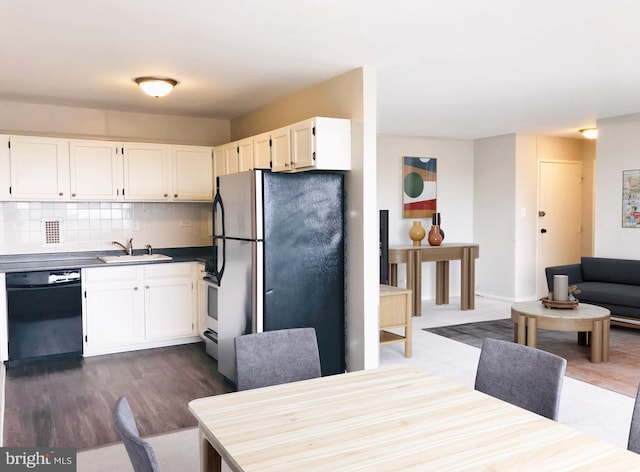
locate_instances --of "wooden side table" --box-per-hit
[379,284,412,357]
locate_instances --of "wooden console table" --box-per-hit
[379,284,412,357]
[388,243,479,316]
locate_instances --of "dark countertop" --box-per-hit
[0,246,212,273]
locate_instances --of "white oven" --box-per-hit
[203,276,219,359]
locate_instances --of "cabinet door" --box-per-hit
[238,138,253,172]
[69,139,122,200]
[196,263,207,339]
[144,263,195,340]
[0,273,7,361]
[171,145,213,201]
[83,266,145,355]
[123,142,170,200]
[0,135,9,200]
[253,132,271,169]
[213,146,226,188]
[224,142,239,174]
[290,119,315,170]
[9,136,70,200]
[270,126,291,172]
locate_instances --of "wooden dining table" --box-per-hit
[188,365,640,471]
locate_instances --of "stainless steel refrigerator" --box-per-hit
[208,170,345,383]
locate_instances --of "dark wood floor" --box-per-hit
[3,342,232,451]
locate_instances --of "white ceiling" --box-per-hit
[2,1,639,140]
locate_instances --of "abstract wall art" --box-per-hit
[402,156,437,218]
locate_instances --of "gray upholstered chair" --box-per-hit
[474,338,567,420]
[235,327,321,391]
[113,396,161,472]
[628,384,640,453]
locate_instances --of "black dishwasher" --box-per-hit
[6,269,83,366]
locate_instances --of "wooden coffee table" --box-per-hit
[511,300,611,363]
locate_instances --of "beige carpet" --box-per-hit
[426,320,640,398]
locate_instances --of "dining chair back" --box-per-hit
[474,338,567,420]
[628,384,640,453]
[113,396,161,472]
[235,327,321,391]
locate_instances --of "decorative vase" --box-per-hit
[428,225,443,246]
[408,220,426,246]
[432,212,445,242]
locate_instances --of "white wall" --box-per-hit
[514,135,538,300]
[0,100,230,146]
[473,134,517,300]
[231,68,379,372]
[595,113,640,258]
[377,134,474,299]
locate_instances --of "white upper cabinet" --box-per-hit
[224,142,239,174]
[0,135,9,200]
[238,138,254,172]
[171,145,213,201]
[123,142,171,201]
[265,117,351,173]
[289,117,351,172]
[8,136,70,200]
[213,145,226,189]
[270,126,292,172]
[253,132,272,169]
[69,139,122,200]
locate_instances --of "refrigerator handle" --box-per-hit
[212,190,226,283]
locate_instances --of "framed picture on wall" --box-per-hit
[623,169,640,227]
[402,156,437,218]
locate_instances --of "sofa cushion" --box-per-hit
[576,282,640,308]
[581,257,640,286]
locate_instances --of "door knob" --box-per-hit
[541,228,547,234]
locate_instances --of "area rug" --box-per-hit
[425,319,640,398]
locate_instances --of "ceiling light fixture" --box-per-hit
[134,76,178,97]
[579,128,598,139]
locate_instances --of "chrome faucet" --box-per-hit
[146,244,153,255]
[113,238,133,256]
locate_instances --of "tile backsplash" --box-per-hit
[0,201,212,255]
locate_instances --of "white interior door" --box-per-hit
[538,161,582,297]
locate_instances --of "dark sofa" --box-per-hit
[545,256,640,327]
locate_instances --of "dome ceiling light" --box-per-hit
[579,128,598,139]
[134,76,178,97]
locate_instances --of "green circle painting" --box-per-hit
[404,172,424,198]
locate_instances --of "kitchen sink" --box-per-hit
[98,254,173,263]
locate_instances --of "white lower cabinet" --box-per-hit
[144,263,195,340]
[83,265,144,355]
[196,263,207,340]
[83,262,198,356]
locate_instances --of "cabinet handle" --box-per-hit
[164,194,168,197]
[134,286,139,291]
[174,194,178,198]
[59,192,63,196]
[145,285,149,289]
[71,193,76,197]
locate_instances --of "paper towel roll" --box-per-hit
[553,275,569,302]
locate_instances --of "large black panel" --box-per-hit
[380,209,389,285]
[262,172,345,376]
